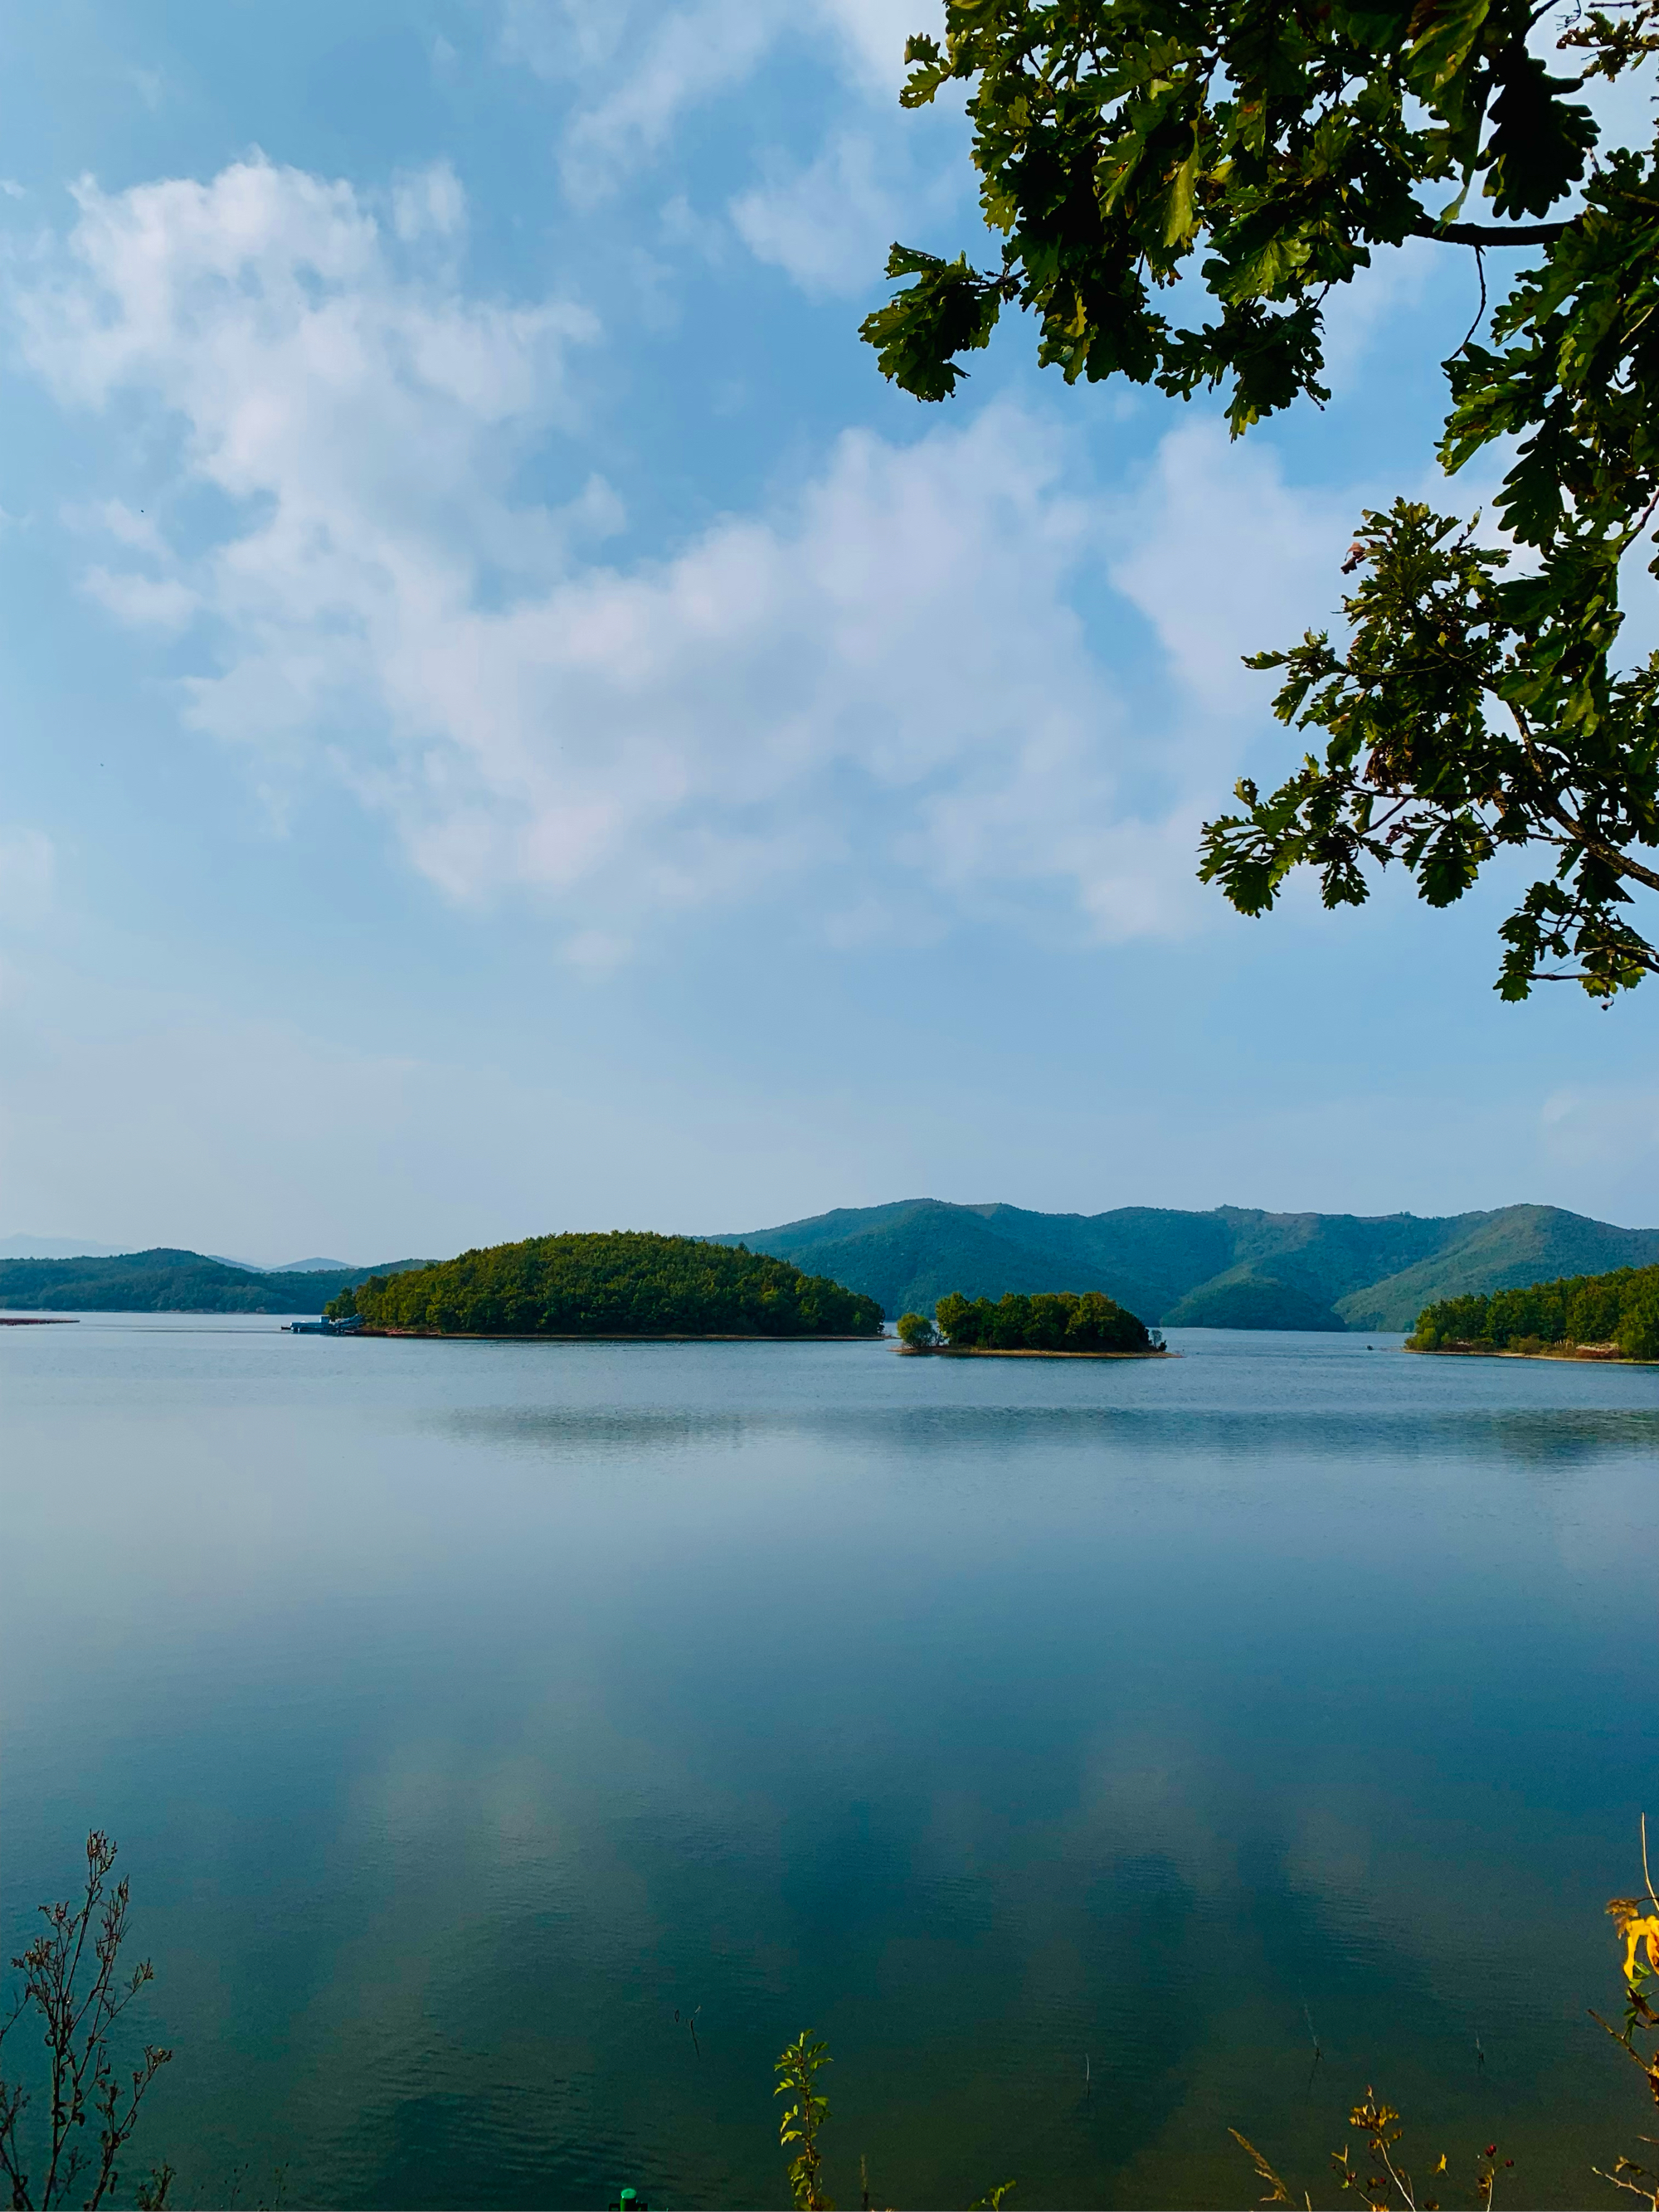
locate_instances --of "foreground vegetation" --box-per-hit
[327,1232,883,1338]
[898,1288,1157,1354]
[771,1851,1659,2208]
[0,1834,173,2209]
[1409,1262,1659,1359]
[8,1828,1659,2206]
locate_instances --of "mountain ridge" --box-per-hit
[0,1249,433,1315]
[712,1198,1659,1330]
[7,1205,1655,1328]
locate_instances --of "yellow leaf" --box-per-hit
[1608,1899,1659,1978]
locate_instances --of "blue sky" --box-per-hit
[0,0,1654,1262]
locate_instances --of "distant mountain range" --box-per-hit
[0,1249,431,1315]
[7,1202,1656,1326]
[205,1254,357,1273]
[0,1236,356,1270]
[713,1199,1659,1330]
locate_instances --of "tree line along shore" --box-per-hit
[896,1264,1659,1363]
[1405,1262,1659,1362]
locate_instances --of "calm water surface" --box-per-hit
[3,1320,1655,2207]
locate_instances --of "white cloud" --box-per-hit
[1320,235,1440,383]
[334,396,1158,933]
[504,0,924,90]
[509,0,774,192]
[1106,420,1360,716]
[392,159,466,243]
[25,155,1412,955]
[817,0,924,83]
[504,0,932,195]
[22,155,599,752]
[498,0,632,80]
[64,498,168,557]
[24,158,592,429]
[658,191,729,267]
[731,134,900,298]
[82,565,198,631]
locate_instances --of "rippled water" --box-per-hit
[3,1319,1655,2207]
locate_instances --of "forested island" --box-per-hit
[896,1290,1162,1357]
[327,1232,883,1339]
[1408,1263,1659,1361]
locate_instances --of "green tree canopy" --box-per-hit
[330,1232,883,1338]
[862,0,1659,996]
[1410,1260,1659,1353]
[934,1286,1155,1349]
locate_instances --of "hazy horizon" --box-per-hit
[5,1186,1657,1278]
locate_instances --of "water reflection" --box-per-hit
[429,1397,1659,1470]
[1,1322,1654,2208]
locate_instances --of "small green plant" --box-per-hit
[776,2031,834,2210]
[894,1313,937,1348]
[0,1832,173,2210]
[774,2033,1014,2210]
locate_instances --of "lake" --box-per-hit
[3,1318,1655,2208]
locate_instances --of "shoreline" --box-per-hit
[355,1328,884,1343]
[898,1344,1172,1361]
[1407,1343,1653,1365]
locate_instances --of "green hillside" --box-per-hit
[1162,1271,1346,1331]
[1335,1204,1659,1328]
[710,1200,1228,1323]
[713,1199,1659,1330]
[331,1232,883,1338]
[0,1249,431,1314]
